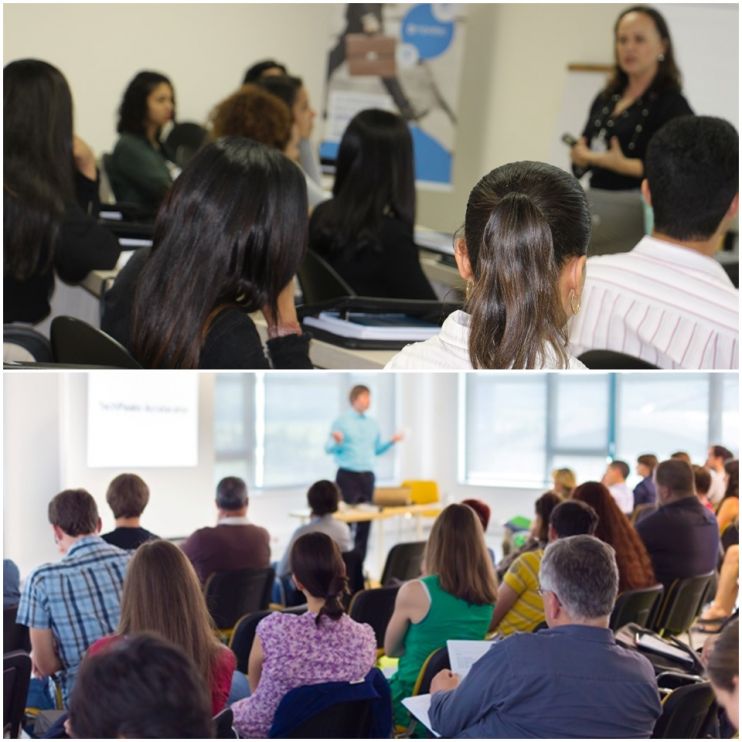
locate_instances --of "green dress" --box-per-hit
[388,574,494,730]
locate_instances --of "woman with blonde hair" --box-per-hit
[552,468,576,498]
[87,539,236,714]
[384,503,497,730]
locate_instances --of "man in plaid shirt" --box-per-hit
[16,489,131,707]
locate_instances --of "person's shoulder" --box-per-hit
[247,523,271,541]
[386,312,471,370]
[113,132,146,153]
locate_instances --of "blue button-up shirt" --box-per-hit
[16,535,130,705]
[325,411,394,472]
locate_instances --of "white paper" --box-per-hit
[447,639,494,678]
[402,694,440,737]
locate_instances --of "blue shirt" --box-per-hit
[16,535,130,705]
[633,476,657,509]
[429,625,661,738]
[325,411,394,472]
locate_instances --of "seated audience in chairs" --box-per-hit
[429,536,661,738]
[569,116,739,370]
[706,618,739,732]
[384,503,497,730]
[387,160,591,370]
[4,59,120,326]
[108,71,178,215]
[100,473,159,550]
[489,500,598,637]
[716,459,739,534]
[100,137,312,369]
[706,444,734,506]
[495,491,562,580]
[231,532,376,738]
[69,633,214,738]
[693,465,716,513]
[16,489,130,707]
[601,459,633,515]
[181,476,270,584]
[4,558,21,608]
[571,481,656,592]
[633,454,658,508]
[309,109,436,301]
[87,539,236,714]
[636,459,720,588]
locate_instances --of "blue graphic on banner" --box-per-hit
[402,4,454,60]
[410,125,451,184]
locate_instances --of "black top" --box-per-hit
[100,247,312,370]
[309,205,437,300]
[101,526,159,551]
[579,86,693,191]
[4,172,121,324]
[635,496,719,588]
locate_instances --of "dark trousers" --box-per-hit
[336,468,375,561]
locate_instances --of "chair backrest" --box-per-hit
[342,549,366,598]
[380,541,426,586]
[348,586,399,650]
[213,707,237,739]
[578,350,659,370]
[4,651,32,739]
[50,316,142,368]
[4,325,53,363]
[3,606,31,654]
[297,250,356,305]
[412,646,450,696]
[610,584,665,631]
[204,567,275,631]
[652,572,714,637]
[165,122,208,168]
[229,609,272,674]
[652,681,716,738]
[400,480,440,505]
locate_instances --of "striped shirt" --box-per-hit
[16,535,130,705]
[568,236,739,369]
[498,549,544,636]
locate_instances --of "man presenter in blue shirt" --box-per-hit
[325,384,403,560]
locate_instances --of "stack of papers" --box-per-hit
[304,312,440,341]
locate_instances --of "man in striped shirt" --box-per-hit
[16,489,130,707]
[569,116,739,369]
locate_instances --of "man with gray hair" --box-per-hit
[428,536,661,738]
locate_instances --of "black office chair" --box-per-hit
[722,261,739,288]
[165,122,208,168]
[50,316,142,368]
[4,651,32,738]
[610,584,665,631]
[204,567,275,636]
[297,250,356,305]
[213,707,238,739]
[281,699,374,738]
[651,572,715,641]
[342,549,366,600]
[652,680,717,738]
[379,541,426,586]
[411,646,450,696]
[348,586,399,651]
[3,606,30,653]
[4,325,53,363]
[578,349,659,370]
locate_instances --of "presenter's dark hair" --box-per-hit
[720,460,739,506]
[243,59,287,84]
[4,59,75,281]
[130,137,308,368]
[117,70,175,137]
[692,465,712,496]
[68,633,214,739]
[645,116,739,241]
[605,6,682,96]
[311,109,415,258]
[307,480,341,516]
[216,476,249,510]
[637,454,658,472]
[711,445,734,462]
[464,161,591,369]
[259,75,303,113]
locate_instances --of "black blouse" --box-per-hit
[579,86,693,191]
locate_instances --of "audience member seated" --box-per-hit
[633,453,658,509]
[428,536,662,737]
[671,450,692,464]
[69,633,214,738]
[569,115,739,369]
[698,544,739,630]
[693,465,716,513]
[707,618,739,733]
[489,500,598,637]
[495,491,562,580]
[387,161,591,369]
[706,444,734,506]
[100,473,159,550]
[101,137,312,369]
[601,459,633,514]
[572,481,657,592]
[384,504,497,730]
[716,459,739,534]
[636,459,719,588]
[231,532,376,738]
[88,540,236,714]
[551,467,576,498]
[4,59,120,325]
[16,489,130,707]
[243,58,287,83]
[181,476,270,583]
[309,109,436,300]
[461,498,496,564]
[3,558,21,608]
[108,71,177,215]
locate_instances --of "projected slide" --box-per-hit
[87,373,199,467]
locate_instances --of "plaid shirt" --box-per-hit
[16,535,130,705]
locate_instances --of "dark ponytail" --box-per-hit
[464,161,591,369]
[289,532,348,626]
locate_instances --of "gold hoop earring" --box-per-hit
[569,289,581,316]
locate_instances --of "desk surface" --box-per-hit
[290,502,443,523]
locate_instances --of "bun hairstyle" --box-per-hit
[290,532,348,625]
[463,161,591,369]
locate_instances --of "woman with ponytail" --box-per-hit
[231,532,376,738]
[387,161,591,369]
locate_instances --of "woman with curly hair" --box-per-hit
[572,481,656,592]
